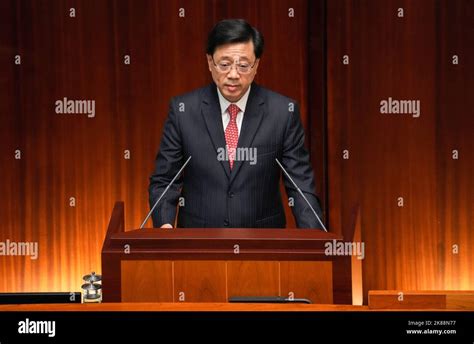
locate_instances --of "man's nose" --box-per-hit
[227,66,240,79]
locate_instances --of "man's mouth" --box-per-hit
[225,84,239,92]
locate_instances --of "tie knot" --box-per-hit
[227,104,240,121]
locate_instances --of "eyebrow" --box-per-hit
[218,56,251,62]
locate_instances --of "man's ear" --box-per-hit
[206,54,213,72]
[253,58,260,75]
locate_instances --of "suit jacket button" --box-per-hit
[228,192,234,198]
[224,219,229,226]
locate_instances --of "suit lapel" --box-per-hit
[229,84,265,186]
[201,83,265,184]
[201,84,231,179]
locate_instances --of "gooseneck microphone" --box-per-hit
[140,156,192,229]
[275,158,328,232]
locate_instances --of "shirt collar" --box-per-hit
[216,85,251,115]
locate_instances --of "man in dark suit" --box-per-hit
[149,19,324,229]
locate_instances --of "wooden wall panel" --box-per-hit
[280,261,333,303]
[0,0,314,292]
[326,0,473,302]
[174,261,227,302]
[120,260,333,303]
[227,261,280,297]
[308,0,328,222]
[121,260,173,302]
[436,0,474,290]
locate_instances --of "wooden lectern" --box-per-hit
[101,202,342,303]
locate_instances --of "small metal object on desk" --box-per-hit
[81,272,102,303]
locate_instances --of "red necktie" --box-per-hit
[225,104,240,170]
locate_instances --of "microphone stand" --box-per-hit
[140,156,192,229]
[275,158,328,232]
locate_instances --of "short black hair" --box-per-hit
[207,19,264,58]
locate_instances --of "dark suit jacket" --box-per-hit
[149,82,324,229]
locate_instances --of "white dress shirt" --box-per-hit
[217,85,251,137]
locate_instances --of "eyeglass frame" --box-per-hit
[211,56,258,75]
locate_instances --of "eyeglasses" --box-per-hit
[212,57,256,74]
